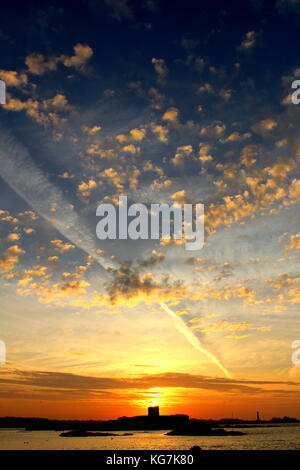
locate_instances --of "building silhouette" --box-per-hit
[115,407,189,430]
[148,406,159,417]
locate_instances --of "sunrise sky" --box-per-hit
[1,0,300,421]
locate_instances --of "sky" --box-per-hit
[1,0,300,420]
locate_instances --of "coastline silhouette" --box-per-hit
[0,407,298,437]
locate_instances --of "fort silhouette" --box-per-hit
[0,408,297,436]
[115,406,190,430]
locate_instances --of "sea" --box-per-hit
[0,425,300,450]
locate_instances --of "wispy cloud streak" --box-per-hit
[0,126,112,272]
[160,302,231,378]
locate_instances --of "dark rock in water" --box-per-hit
[60,430,124,437]
[189,445,202,452]
[223,430,245,435]
[165,422,245,436]
[166,429,245,436]
[60,430,87,437]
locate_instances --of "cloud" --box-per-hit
[115,129,145,146]
[162,107,179,123]
[170,189,190,204]
[17,276,33,287]
[200,151,300,234]
[25,43,93,75]
[0,209,18,224]
[160,302,231,378]
[289,179,300,200]
[82,125,102,135]
[106,261,187,306]
[193,319,270,334]
[18,210,38,223]
[197,83,232,101]
[151,124,169,142]
[77,179,97,198]
[266,159,295,179]
[252,118,277,136]
[137,250,165,268]
[198,143,214,164]
[17,278,91,304]
[0,70,28,87]
[50,239,76,253]
[266,274,300,289]
[286,233,300,250]
[198,82,214,93]
[2,369,299,399]
[101,167,124,191]
[199,155,213,164]
[143,160,164,177]
[151,58,168,83]
[129,128,146,141]
[171,145,193,166]
[62,44,93,69]
[57,172,74,180]
[240,144,258,168]
[240,30,259,50]
[148,87,165,109]
[7,233,20,242]
[150,178,173,191]
[200,122,226,138]
[121,143,140,154]
[0,245,25,273]
[43,94,73,111]
[25,53,59,75]
[4,93,73,126]
[25,266,48,277]
[221,131,251,144]
[86,144,117,159]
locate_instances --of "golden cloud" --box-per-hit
[50,239,75,253]
[162,107,179,122]
[151,124,169,142]
[0,245,25,273]
[171,145,193,166]
[25,43,93,75]
[0,70,28,87]
[286,233,300,251]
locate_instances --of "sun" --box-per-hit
[134,387,181,414]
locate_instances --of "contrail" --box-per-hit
[0,126,112,272]
[0,127,231,378]
[160,302,231,378]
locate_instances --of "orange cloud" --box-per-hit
[0,245,25,273]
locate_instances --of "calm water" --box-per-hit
[0,425,300,450]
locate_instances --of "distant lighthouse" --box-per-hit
[256,411,260,422]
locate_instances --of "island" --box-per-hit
[60,430,133,437]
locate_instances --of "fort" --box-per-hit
[115,406,190,430]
